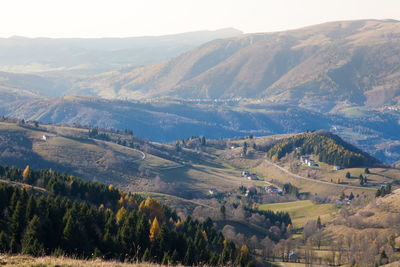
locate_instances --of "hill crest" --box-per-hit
[72,19,400,112]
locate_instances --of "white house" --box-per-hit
[42,135,50,141]
[209,189,218,195]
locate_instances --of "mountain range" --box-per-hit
[0,28,242,74]
[70,19,400,112]
[1,20,400,164]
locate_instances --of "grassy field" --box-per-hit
[0,254,176,267]
[258,200,334,228]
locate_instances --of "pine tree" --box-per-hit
[0,231,8,252]
[379,249,388,265]
[220,245,231,265]
[159,223,170,254]
[21,215,44,256]
[136,214,150,255]
[170,249,179,265]
[161,252,170,265]
[142,248,151,262]
[25,195,36,222]
[62,215,81,253]
[183,243,194,266]
[10,200,26,250]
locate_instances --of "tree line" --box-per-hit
[0,165,253,266]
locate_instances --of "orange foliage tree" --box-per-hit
[139,197,165,223]
[149,217,160,241]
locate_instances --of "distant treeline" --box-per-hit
[0,165,253,266]
[266,131,379,168]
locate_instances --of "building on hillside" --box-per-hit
[245,186,256,196]
[333,165,342,170]
[308,160,319,167]
[288,251,299,261]
[269,226,280,235]
[242,170,250,177]
[42,135,50,141]
[247,173,258,180]
[300,155,310,164]
[265,185,282,195]
[209,188,218,195]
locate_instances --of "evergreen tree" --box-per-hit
[170,249,179,265]
[379,249,388,265]
[0,231,8,252]
[10,200,26,251]
[142,248,151,262]
[183,243,194,266]
[161,252,170,265]
[62,215,82,253]
[159,223,170,254]
[21,215,45,256]
[25,195,36,222]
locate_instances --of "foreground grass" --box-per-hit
[258,200,334,228]
[0,254,182,267]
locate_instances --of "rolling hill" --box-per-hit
[72,19,400,111]
[0,28,242,75]
[266,130,381,168]
[2,96,400,164]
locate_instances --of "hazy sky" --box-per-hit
[1,0,400,38]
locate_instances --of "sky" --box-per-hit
[1,0,400,38]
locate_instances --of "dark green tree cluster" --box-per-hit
[376,184,391,198]
[266,132,379,168]
[359,174,367,186]
[0,165,121,207]
[282,183,299,197]
[0,165,251,266]
[88,128,110,141]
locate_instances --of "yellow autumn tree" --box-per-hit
[240,245,249,261]
[108,184,114,191]
[22,165,30,182]
[202,230,208,242]
[174,219,182,228]
[139,197,165,223]
[149,217,160,241]
[116,207,127,224]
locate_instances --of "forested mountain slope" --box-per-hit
[0,164,258,266]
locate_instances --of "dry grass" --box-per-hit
[0,254,177,267]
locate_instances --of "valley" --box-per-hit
[1,17,400,266]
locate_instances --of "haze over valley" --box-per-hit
[2,1,400,265]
